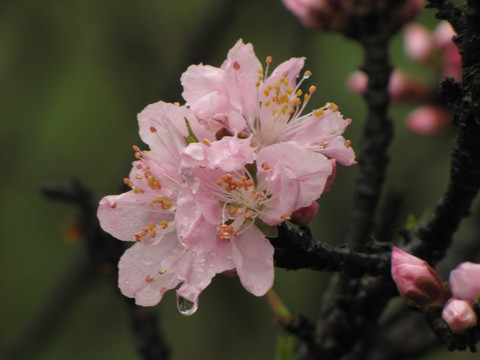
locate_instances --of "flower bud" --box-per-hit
[291,200,319,226]
[450,262,480,301]
[442,299,478,333]
[282,0,348,31]
[391,247,445,308]
[404,23,435,64]
[405,106,451,135]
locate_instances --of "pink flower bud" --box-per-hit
[399,0,425,24]
[434,21,456,50]
[347,70,429,103]
[405,106,451,135]
[450,262,480,301]
[291,200,320,225]
[391,247,445,308]
[442,299,478,333]
[282,0,348,30]
[389,71,430,102]
[346,71,367,94]
[404,23,435,64]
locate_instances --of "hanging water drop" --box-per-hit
[176,295,198,316]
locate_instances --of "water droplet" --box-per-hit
[303,74,310,79]
[176,295,198,316]
[142,259,153,266]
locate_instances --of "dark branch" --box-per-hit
[405,2,480,267]
[272,223,390,277]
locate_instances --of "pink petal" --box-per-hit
[163,244,233,305]
[231,226,274,296]
[98,191,174,243]
[118,234,182,306]
[317,136,356,166]
[450,262,480,301]
[181,65,227,108]
[265,57,305,88]
[222,39,262,120]
[258,141,333,214]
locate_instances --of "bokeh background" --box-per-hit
[1,0,478,359]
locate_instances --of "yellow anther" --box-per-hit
[304,70,312,77]
[314,109,324,117]
[286,87,293,95]
[296,89,303,96]
[327,102,339,111]
[309,85,317,94]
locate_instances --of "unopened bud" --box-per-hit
[291,200,320,226]
[442,299,478,334]
[391,247,446,309]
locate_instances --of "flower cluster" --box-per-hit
[391,248,480,333]
[348,21,460,135]
[98,40,355,314]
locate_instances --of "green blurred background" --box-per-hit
[0,0,478,359]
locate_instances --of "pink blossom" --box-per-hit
[181,39,355,166]
[442,299,478,333]
[98,40,356,313]
[406,105,451,135]
[450,262,480,301]
[391,247,445,308]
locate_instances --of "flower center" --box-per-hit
[214,172,270,241]
[253,58,318,148]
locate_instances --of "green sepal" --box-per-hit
[184,117,199,143]
[255,218,278,238]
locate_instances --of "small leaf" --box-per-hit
[184,117,199,143]
[406,208,431,229]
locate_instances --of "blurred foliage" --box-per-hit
[0,0,477,359]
